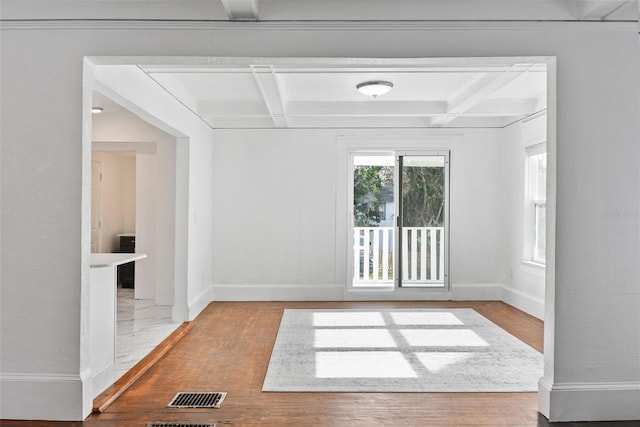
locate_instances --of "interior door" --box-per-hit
[396,153,449,289]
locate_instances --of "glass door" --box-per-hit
[397,153,448,288]
[351,154,396,288]
[350,151,449,291]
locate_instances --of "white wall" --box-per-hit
[1,21,638,422]
[91,152,136,253]
[502,115,547,319]
[211,129,339,298]
[135,153,157,299]
[154,138,177,306]
[211,128,508,300]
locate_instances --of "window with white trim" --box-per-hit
[524,144,546,265]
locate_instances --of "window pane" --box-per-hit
[534,203,546,263]
[400,156,446,287]
[401,159,445,228]
[353,158,394,227]
[352,155,395,287]
[533,153,547,201]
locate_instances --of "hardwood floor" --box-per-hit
[2,301,636,426]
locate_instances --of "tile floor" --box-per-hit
[115,288,180,380]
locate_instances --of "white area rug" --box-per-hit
[262,308,542,392]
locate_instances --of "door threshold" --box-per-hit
[92,321,194,414]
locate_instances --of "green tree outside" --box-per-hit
[353,164,444,227]
[401,165,445,227]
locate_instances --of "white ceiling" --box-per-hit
[4,0,638,21]
[116,61,546,129]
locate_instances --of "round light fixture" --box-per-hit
[356,81,393,98]
[91,107,104,114]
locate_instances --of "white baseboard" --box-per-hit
[91,364,115,397]
[187,285,213,320]
[499,285,545,320]
[212,283,460,301]
[172,303,189,323]
[539,379,640,422]
[211,284,344,301]
[211,283,544,318]
[451,283,503,300]
[452,283,544,320]
[0,372,92,421]
[347,289,453,300]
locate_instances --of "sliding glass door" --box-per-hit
[351,151,449,290]
[397,154,448,288]
[352,154,396,288]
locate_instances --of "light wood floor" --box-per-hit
[3,301,636,426]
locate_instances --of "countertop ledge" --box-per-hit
[90,253,147,268]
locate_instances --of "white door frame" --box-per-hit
[395,150,450,291]
[346,148,451,295]
[91,160,103,253]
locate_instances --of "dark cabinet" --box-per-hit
[117,235,135,288]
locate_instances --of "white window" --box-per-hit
[525,144,546,265]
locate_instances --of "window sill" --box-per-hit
[521,259,546,269]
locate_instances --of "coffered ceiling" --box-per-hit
[130,62,547,129]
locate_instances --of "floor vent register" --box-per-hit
[167,392,227,408]
[147,424,216,427]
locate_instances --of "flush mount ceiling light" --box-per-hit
[91,107,104,114]
[356,81,393,98]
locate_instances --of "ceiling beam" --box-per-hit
[220,0,259,21]
[251,65,288,128]
[198,99,539,120]
[198,100,269,117]
[286,101,447,117]
[430,64,536,127]
[465,99,540,116]
[145,73,200,114]
[572,0,634,20]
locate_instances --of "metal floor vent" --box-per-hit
[147,424,216,427]
[167,392,227,408]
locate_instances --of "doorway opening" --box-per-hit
[82,56,554,417]
[90,90,181,394]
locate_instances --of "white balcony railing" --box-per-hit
[353,227,444,286]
